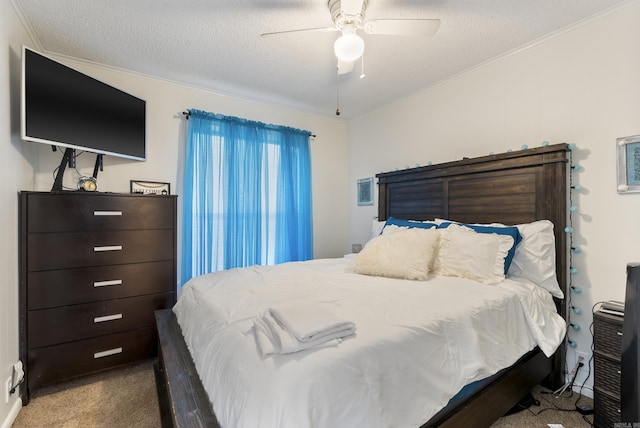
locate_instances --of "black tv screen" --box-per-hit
[21,46,146,161]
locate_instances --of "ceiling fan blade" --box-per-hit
[363,19,441,36]
[261,26,337,37]
[337,59,354,75]
[340,0,366,16]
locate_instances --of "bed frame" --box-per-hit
[154,143,569,427]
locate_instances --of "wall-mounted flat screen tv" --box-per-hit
[21,46,146,161]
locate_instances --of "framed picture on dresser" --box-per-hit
[130,180,171,195]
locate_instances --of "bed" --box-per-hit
[154,143,569,428]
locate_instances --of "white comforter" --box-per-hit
[174,257,565,428]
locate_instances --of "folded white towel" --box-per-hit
[253,304,356,357]
[269,303,356,343]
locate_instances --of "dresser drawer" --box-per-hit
[28,292,173,348]
[25,193,175,233]
[27,327,156,389]
[27,229,174,271]
[594,354,621,399]
[593,317,623,357]
[28,260,174,309]
[594,389,621,427]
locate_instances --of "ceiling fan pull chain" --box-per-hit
[336,66,341,116]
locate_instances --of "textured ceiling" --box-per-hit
[12,0,634,120]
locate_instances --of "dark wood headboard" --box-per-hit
[376,143,569,387]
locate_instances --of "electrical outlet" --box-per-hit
[4,377,11,404]
[570,351,591,392]
[576,351,589,363]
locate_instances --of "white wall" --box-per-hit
[348,1,640,395]
[1,1,36,426]
[2,3,349,427]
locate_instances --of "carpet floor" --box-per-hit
[12,360,594,427]
[492,384,594,428]
[13,361,161,428]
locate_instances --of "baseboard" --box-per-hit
[1,398,22,428]
[571,380,594,399]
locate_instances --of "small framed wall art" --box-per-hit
[130,180,171,195]
[357,177,374,206]
[616,135,640,194]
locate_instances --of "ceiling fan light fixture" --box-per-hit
[334,29,364,62]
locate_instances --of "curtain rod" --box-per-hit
[181,111,316,138]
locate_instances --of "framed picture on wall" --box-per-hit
[357,177,374,206]
[617,135,640,194]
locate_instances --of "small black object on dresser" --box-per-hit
[621,262,640,424]
[593,309,623,427]
[19,191,177,405]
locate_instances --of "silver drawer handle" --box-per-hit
[94,211,122,216]
[617,331,623,336]
[94,347,123,359]
[94,245,123,252]
[93,279,123,288]
[94,313,123,323]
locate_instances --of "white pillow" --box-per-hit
[434,224,514,285]
[370,219,386,240]
[349,228,440,281]
[509,220,563,298]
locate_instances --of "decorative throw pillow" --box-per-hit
[434,224,514,285]
[349,228,440,280]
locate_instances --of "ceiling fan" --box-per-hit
[261,0,441,75]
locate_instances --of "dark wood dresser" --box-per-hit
[593,310,623,427]
[19,191,177,404]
